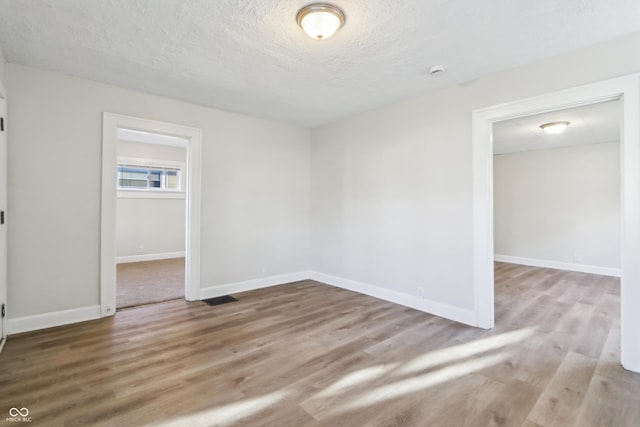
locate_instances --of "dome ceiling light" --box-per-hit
[297,3,346,41]
[540,121,570,134]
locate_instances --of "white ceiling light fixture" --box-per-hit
[297,3,345,41]
[540,121,570,134]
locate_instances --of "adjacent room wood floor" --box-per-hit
[116,258,185,309]
[1,263,639,426]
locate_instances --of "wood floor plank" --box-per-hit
[473,379,542,427]
[572,374,640,427]
[1,266,639,426]
[526,351,598,427]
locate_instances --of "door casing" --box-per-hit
[0,80,8,342]
[472,74,640,373]
[100,113,202,315]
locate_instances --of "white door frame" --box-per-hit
[101,113,202,315]
[0,80,7,341]
[472,74,640,373]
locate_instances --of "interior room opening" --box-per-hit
[114,128,188,309]
[491,99,622,332]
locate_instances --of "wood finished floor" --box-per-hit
[1,262,639,426]
[116,258,185,309]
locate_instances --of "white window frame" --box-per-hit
[116,156,186,199]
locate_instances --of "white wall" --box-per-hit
[116,141,186,260]
[0,45,6,84]
[310,31,640,316]
[117,139,186,161]
[494,142,620,272]
[7,64,310,318]
[6,30,640,328]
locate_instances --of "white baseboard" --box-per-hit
[494,254,621,277]
[199,271,311,300]
[6,272,478,335]
[8,305,102,335]
[309,272,477,327]
[116,251,185,264]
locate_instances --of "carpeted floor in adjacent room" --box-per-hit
[116,257,185,309]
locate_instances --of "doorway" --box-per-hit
[472,74,640,372]
[101,113,202,316]
[493,100,621,276]
[114,130,187,308]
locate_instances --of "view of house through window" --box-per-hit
[117,164,181,191]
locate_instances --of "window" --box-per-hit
[117,164,182,192]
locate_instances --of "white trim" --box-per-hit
[101,113,203,316]
[0,80,6,340]
[310,272,476,327]
[7,305,102,335]
[101,115,118,317]
[472,73,640,372]
[494,255,621,277]
[200,270,476,326]
[117,190,185,199]
[199,272,311,300]
[117,128,189,148]
[185,125,202,302]
[116,252,186,264]
[118,156,185,170]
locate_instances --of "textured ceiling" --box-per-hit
[493,99,621,155]
[0,1,639,127]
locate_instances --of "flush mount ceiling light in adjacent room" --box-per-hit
[297,3,345,40]
[540,121,570,134]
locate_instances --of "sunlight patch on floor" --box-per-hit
[306,327,533,406]
[333,353,506,414]
[396,327,535,375]
[156,391,286,427]
[300,327,534,417]
[314,362,401,399]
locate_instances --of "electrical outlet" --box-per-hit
[138,245,144,254]
[417,287,424,299]
[261,268,267,277]
[573,253,581,262]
